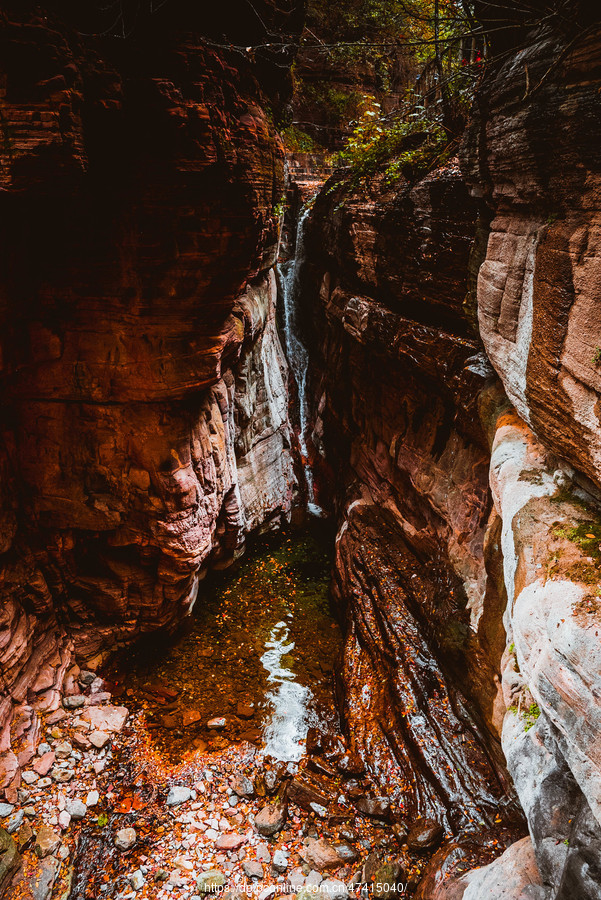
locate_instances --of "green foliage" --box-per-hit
[593,347,601,365]
[523,702,541,732]
[280,125,320,153]
[336,96,448,183]
[97,812,109,827]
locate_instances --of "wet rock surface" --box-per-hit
[300,163,521,836]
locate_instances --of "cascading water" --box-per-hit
[279,207,323,516]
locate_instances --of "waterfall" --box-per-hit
[279,207,323,517]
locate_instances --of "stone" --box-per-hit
[66,799,87,820]
[6,809,24,833]
[22,771,39,785]
[243,860,264,880]
[90,730,110,749]
[255,802,286,836]
[272,849,288,873]
[207,717,227,730]
[174,857,194,872]
[52,769,73,784]
[362,856,404,900]
[215,832,247,851]
[115,828,137,851]
[196,869,226,894]
[182,709,202,727]
[353,796,390,820]
[305,870,323,888]
[62,695,85,710]
[320,880,349,900]
[78,670,96,686]
[301,838,341,872]
[33,752,55,776]
[166,786,193,807]
[37,744,52,756]
[12,854,59,900]
[55,742,72,759]
[0,804,14,818]
[58,810,71,830]
[82,706,128,733]
[236,702,255,719]
[460,837,543,899]
[336,754,364,777]
[72,733,91,749]
[35,825,60,858]
[0,826,19,893]
[407,819,444,853]
[86,790,99,807]
[130,869,145,891]
[334,844,358,864]
[288,771,337,813]
[288,866,306,889]
[256,843,271,863]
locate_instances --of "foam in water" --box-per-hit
[260,620,314,761]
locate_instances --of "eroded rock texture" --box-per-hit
[463,4,601,494]
[0,2,300,795]
[299,163,521,833]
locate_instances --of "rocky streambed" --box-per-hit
[0,526,520,899]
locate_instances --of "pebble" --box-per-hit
[63,695,86,710]
[174,857,194,872]
[320,880,349,900]
[37,743,52,756]
[272,849,288,873]
[166,785,193,806]
[0,803,14,817]
[255,802,286,836]
[55,741,73,759]
[90,730,110,749]
[196,869,226,894]
[58,810,71,830]
[66,799,87,820]
[256,843,271,863]
[115,827,137,851]
[86,790,99,807]
[6,809,24,833]
[207,717,227,730]
[243,860,264,880]
[130,869,145,891]
[35,825,61,858]
[22,771,39,785]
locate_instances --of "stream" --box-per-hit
[108,526,342,766]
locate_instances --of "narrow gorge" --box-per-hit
[0,1,600,899]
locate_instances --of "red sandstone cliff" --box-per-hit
[0,1,302,797]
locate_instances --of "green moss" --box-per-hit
[523,702,541,732]
[593,347,601,366]
[552,522,601,562]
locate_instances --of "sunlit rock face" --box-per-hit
[0,1,299,794]
[458,4,601,896]
[462,9,601,494]
[300,163,521,831]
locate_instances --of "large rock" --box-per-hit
[0,826,20,894]
[461,837,544,900]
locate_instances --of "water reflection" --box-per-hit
[261,620,314,761]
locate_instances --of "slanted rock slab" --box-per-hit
[82,706,128,734]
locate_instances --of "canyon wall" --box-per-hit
[0,2,301,799]
[299,162,521,838]
[299,3,601,897]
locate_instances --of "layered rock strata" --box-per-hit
[0,2,299,797]
[299,162,521,834]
